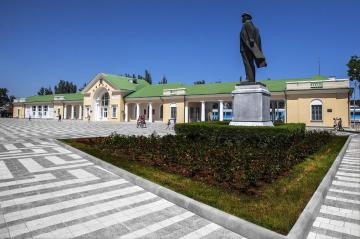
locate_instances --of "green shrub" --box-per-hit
[174,122,305,149]
[91,124,330,193]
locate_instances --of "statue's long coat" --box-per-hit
[240,20,267,68]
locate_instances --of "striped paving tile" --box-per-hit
[0,119,245,239]
[0,161,13,180]
[1,178,128,207]
[307,135,360,239]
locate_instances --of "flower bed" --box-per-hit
[84,123,330,193]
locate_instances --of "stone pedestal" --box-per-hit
[229,82,273,126]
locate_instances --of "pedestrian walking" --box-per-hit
[58,113,61,122]
[338,118,344,131]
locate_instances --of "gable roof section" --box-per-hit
[102,74,149,91]
[125,75,329,98]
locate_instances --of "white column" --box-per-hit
[71,105,74,120]
[79,105,82,120]
[185,101,189,123]
[219,100,224,121]
[136,103,140,120]
[148,103,153,122]
[64,105,67,119]
[201,101,205,122]
[125,103,129,122]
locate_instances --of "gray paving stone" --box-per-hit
[0,118,247,238]
[307,136,360,239]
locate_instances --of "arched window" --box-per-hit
[311,100,322,121]
[101,92,109,107]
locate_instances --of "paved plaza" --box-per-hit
[0,119,244,239]
[308,136,360,239]
[0,119,359,239]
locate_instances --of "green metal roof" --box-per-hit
[60,93,84,101]
[126,83,186,98]
[125,75,329,98]
[102,74,149,91]
[24,75,329,102]
[26,95,54,103]
[26,93,83,103]
[261,75,328,92]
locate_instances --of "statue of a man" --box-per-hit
[240,13,267,82]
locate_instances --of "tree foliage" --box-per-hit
[37,86,53,95]
[0,88,15,116]
[144,70,152,84]
[54,80,77,94]
[0,88,10,107]
[194,80,206,85]
[159,76,168,84]
[347,55,360,82]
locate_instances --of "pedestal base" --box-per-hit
[230,83,274,127]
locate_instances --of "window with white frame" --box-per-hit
[38,106,42,117]
[112,105,117,118]
[43,106,48,116]
[170,103,177,119]
[32,106,36,116]
[311,100,322,121]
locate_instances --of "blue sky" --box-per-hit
[0,0,359,97]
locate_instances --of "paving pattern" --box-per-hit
[307,136,360,239]
[0,119,245,239]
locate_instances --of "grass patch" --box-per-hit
[62,135,347,234]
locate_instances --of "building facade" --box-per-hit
[13,73,351,128]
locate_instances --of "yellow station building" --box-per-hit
[13,73,351,128]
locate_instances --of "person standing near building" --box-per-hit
[208,111,213,121]
[58,113,61,122]
[338,118,344,131]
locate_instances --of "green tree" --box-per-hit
[37,86,53,95]
[54,80,77,94]
[0,88,10,107]
[159,76,168,84]
[144,70,152,84]
[193,80,205,85]
[0,88,15,117]
[347,55,360,123]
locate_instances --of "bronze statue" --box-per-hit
[240,13,267,82]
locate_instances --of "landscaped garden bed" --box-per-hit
[62,123,347,234]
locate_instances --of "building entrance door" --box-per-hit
[100,107,108,120]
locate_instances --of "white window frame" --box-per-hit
[111,105,117,118]
[43,105,48,116]
[32,106,36,116]
[170,103,177,119]
[310,99,323,121]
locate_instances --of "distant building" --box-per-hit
[13,74,351,128]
